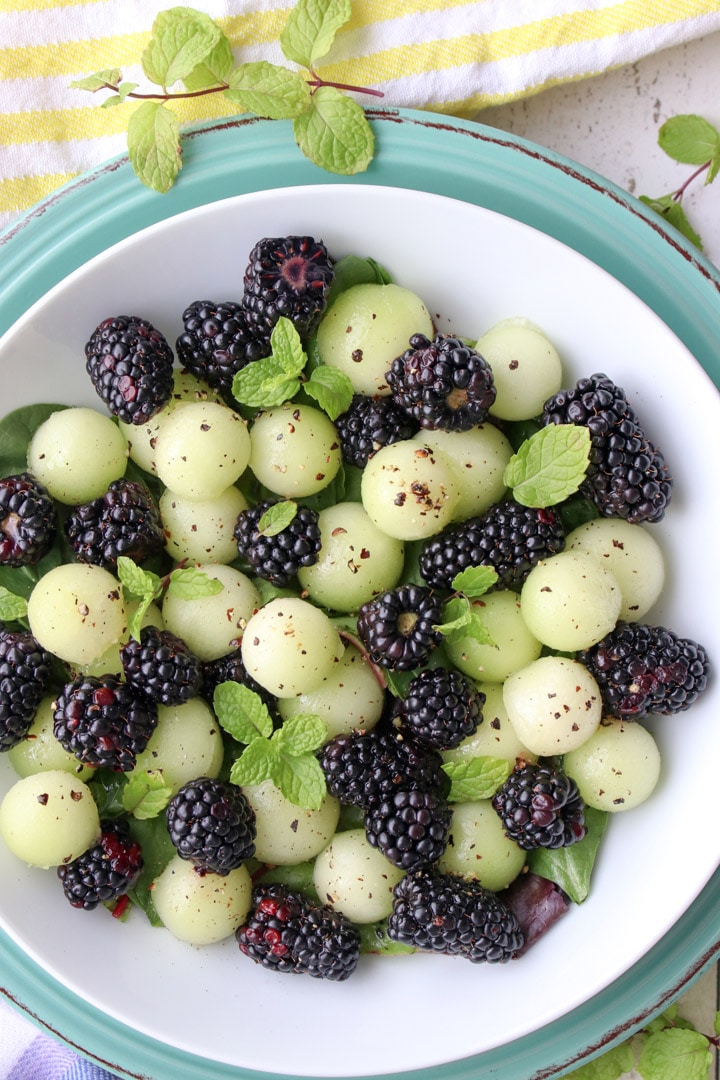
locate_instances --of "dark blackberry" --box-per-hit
[393,667,483,751]
[387,868,524,963]
[578,622,710,719]
[542,373,672,524]
[364,787,451,871]
[418,500,565,591]
[335,394,419,469]
[64,478,164,569]
[53,674,158,772]
[234,500,322,587]
[201,647,278,715]
[175,300,270,397]
[0,472,57,567]
[0,629,53,751]
[84,315,175,425]
[120,625,203,706]
[242,236,335,339]
[491,762,586,850]
[386,333,496,431]
[356,584,443,670]
[237,883,360,980]
[319,728,445,808]
[57,820,143,911]
[165,776,256,875]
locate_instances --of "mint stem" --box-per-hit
[337,628,388,690]
[307,73,385,98]
[672,159,711,201]
[101,81,230,101]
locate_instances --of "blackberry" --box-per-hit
[201,647,279,717]
[319,728,445,808]
[120,625,203,706]
[57,820,143,911]
[0,629,53,751]
[175,300,270,397]
[418,500,565,591]
[237,883,360,980]
[542,373,672,523]
[387,868,524,963]
[84,315,175,425]
[491,762,586,850]
[393,667,483,751]
[578,622,710,719]
[234,500,322,587]
[53,674,158,772]
[242,236,335,339]
[356,584,443,670]
[364,787,451,871]
[386,333,496,431]
[335,394,419,469]
[165,776,256,875]
[0,472,57,567]
[64,479,164,569]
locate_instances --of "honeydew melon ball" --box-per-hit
[0,771,100,868]
[277,644,385,739]
[241,779,340,864]
[313,828,404,923]
[565,518,665,622]
[520,550,622,651]
[27,407,128,504]
[563,718,661,812]
[7,696,94,780]
[503,655,602,756]
[27,563,127,665]
[297,501,404,612]
[476,320,563,422]
[441,682,537,768]
[248,403,342,498]
[160,485,248,565]
[411,424,513,521]
[154,400,251,500]
[161,563,260,662]
[438,800,526,891]
[241,597,344,698]
[361,441,459,541]
[75,600,164,678]
[152,855,252,945]
[134,699,225,793]
[444,590,543,684]
[316,283,434,396]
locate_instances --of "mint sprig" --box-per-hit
[116,556,224,641]
[0,585,28,623]
[503,424,591,508]
[121,769,174,820]
[442,756,512,802]
[232,317,305,408]
[432,567,498,645]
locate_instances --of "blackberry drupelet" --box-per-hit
[0,472,57,567]
[237,882,360,980]
[491,762,586,850]
[319,728,446,809]
[201,647,279,719]
[165,776,256,875]
[578,622,710,719]
[242,236,335,339]
[335,394,419,468]
[387,868,524,963]
[356,584,443,670]
[64,478,164,569]
[0,629,53,751]
[120,625,203,706]
[53,674,158,772]
[394,667,484,751]
[386,333,496,431]
[364,787,451,871]
[85,315,174,425]
[234,500,322,587]
[175,300,270,397]
[418,500,565,591]
[57,820,143,910]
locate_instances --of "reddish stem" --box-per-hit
[673,159,712,202]
[307,74,385,98]
[338,628,388,690]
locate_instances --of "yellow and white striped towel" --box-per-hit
[2,0,720,230]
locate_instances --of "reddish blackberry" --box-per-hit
[319,728,446,808]
[364,787,451,871]
[0,629,53,751]
[237,883,360,980]
[418,500,565,591]
[394,667,483,751]
[53,674,158,772]
[386,333,496,431]
[57,820,143,911]
[578,622,710,719]
[0,472,57,567]
[165,777,256,875]
[491,762,586,850]
[387,868,524,963]
[234,500,321,587]
[356,584,443,670]
[64,478,164,569]
[242,236,335,339]
[84,315,175,425]
[175,300,270,397]
[542,373,672,523]
[335,394,419,468]
[120,625,202,706]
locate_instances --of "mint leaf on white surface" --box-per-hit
[141,7,221,87]
[225,62,311,119]
[127,101,181,194]
[182,34,234,90]
[214,682,274,744]
[658,114,720,166]
[294,86,374,175]
[637,1026,713,1080]
[504,424,590,507]
[280,0,353,69]
[70,69,122,91]
[442,756,512,802]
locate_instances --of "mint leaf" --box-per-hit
[121,770,173,820]
[294,85,374,176]
[258,500,298,536]
[273,713,327,756]
[182,33,234,90]
[658,114,720,166]
[126,101,181,194]
[142,7,221,87]
[116,556,160,602]
[230,737,277,786]
[504,424,590,507]
[637,1027,712,1080]
[639,194,704,250]
[452,565,498,599]
[273,751,327,810]
[114,82,139,103]
[225,62,311,120]
[280,0,352,69]
[528,806,608,904]
[563,1040,634,1079]
[433,595,472,637]
[0,586,28,623]
[271,317,307,376]
[359,920,415,956]
[233,361,300,408]
[166,566,224,600]
[304,365,354,419]
[70,69,122,91]
[214,681,274,743]
[442,756,512,802]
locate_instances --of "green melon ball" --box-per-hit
[444,589,543,683]
[241,779,340,865]
[154,400,251,500]
[277,644,385,739]
[152,855,252,945]
[316,283,434,396]
[411,424,513,521]
[442,682,537,768]
[7,696,94,780]
[503,655,602,756]
[160,485,248,565]
[27,407,128,504]
[476,320,563,422]
[438,800,526,891]
[313,828,404,923]
[361,441,459,541]
[241,597,344,698]
[134,699,225,794]
[27,562,127,665]
[520,550,622,651]
[161,563,260,662]
[565,518,665,622]
[248,403,342,498]
[564,718,661,812]
[0,771,100,868]
[297,501,405,612]
[75,600,164,678]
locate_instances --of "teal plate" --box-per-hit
[1,108,719,1080]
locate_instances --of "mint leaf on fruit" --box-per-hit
[229,736,278,786]
[271,317,308,376]
[258,501,298,537]
[442,756,512,802]
[273,751,327,810]
[563,1040,635,1079]
[214,682,274,743]
[121,770,173,820]
[141,7,221,87]
[436,595,494,646]
[166,565,224,600]
[528,805,608,904]
[272,712,327,756]
[116,556,160,602]
[225,62,311,120]
[0,586,28,623]
[504,424,590,508]
[127,101,181,194]
[637,1026,713,1080]
[658,114,720,167]
[304,365,354,419]
[294,85,374,176]
[232,357,300,409]
[280,0,353,69]
[451,565,498,599]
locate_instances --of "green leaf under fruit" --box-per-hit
[658,114,720,166]
[442,756,512,802]
[214,681,274,744]
[528,805,608,904]
[142,7,222,87]
[225,62,311,120]
[637,1027,712,1080]
[121,769,173,820]
[166,565,224,600]
[504,423,590,508]
[304,365,354,419]
[126,100,181,193]
[0,586,28,623]
[451,565,498,599]
[280,0,352,69]
[0,402,69,477]
[258,500,298,537]
[293,85,374,175]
